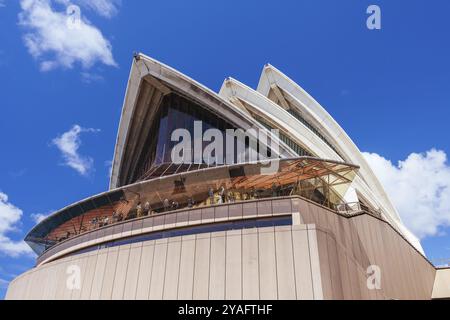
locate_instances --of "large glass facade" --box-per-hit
[154,93,236,165]
[250,112,312,157]
[26,158,358,255]
[133,93,270,183]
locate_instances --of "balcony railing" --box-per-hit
[335,202,383,219]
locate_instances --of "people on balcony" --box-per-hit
[144,201,151,216]
[251,187,258,200]
[136,202,143,218]
[163,198,170,212]
[45,180,341,250]
[90,217,98,229]
[208,187,215,205]
[112,211,122,223]
[271,183,279,197]
[218,186,226,204]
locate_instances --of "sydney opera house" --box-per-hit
[6,54,450,300]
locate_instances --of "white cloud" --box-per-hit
[81,71,104,83]
[0,278,9,289]
[52,125,100,176]
[9,168,28,179]
[54,0,120,18]
[364,149,450,239]
[0,1,6,8]
[70,0,120,18]
[104,159,113,179]
[19,0,117,71]
[0,192,33,257]
[31,212,53,224]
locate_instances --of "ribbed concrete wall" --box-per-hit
[6,225,324,300]
[6,197,437,300]
[295,198,436,300]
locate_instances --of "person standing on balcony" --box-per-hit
[218,186,225,204]
[144,201,151,216]
[163,198,170,212]
[208,187,215,205]
[136,202,143,218]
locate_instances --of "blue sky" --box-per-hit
[1,0,450,298]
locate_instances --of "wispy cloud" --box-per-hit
[104,159,113,179]
[8,169,28,179]
[0,278,9,289]
[65,0,121,18]
[81,71,104,84]
[52,124,100,176]
[31,211,53,224]
[364,149,450,239]
[19,0,117,71]
[0,192,33,257]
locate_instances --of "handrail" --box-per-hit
[35,195,381,263]
[35,196,298,266]
[335,202,383,219]
[33,194,435,271]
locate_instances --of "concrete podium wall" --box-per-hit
[6,225,324,300]
[6,197,437,300]
[294,197,436,300]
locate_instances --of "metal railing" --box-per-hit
[335,202,383,219]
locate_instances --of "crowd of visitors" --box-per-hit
[54,183,285,243]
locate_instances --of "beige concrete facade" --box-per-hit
[432,268,450,299]
[7,226,323,300]
[6,197,437,300]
